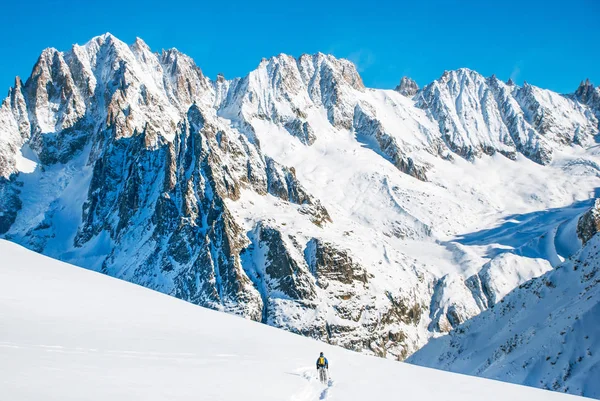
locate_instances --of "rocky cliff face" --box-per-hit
[1,33,599,361]
[574,79,600,123]
[577,199,600,245]
[395,76,419,97]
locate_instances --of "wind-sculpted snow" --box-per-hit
[1,33,600,367]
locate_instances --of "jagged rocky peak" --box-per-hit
[258,51,366,96]
[395,76,419,97]
[218,50,367,137]
[159,47,212,107]
[4,76,30,137]
[576,78,594,98]
[24,46,87,134]
[506,77,515,86]
[250,52,365,95]
[574,78,600,114]
[438,67,483,84]
[416,66,598,165]
[131,36,151,52]
[77,32,135,69]
[299,52,365,91]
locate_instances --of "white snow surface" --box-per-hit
[0,239,588,401]
[409,234,600,399]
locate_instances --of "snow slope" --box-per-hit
[409,233,600,399]
[0,239,587,401]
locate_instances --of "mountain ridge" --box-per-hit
[1,33,599,371]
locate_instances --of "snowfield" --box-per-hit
[409,233,600,399]
[0,239,588,401]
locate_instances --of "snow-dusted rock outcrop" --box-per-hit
[353,101,430,181]
[574,78,600,120]
[577,198,600,245]
[395,76,419,97]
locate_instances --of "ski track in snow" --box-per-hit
[290,367,334,401]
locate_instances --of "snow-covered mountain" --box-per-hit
[0,238,586,401]
[409,228,600,398]
[1,33,599,365]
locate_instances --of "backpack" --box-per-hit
[318,356,325,366]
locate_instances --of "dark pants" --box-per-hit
[318,367,327,383]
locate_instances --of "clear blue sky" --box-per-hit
[1,0,598,95]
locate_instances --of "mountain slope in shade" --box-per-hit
[0,239,588,401]
[409,231,600,399]
[0,33,599,362]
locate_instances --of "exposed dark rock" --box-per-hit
[3,34,600,369]
[283,118,316,145]
[577,199,600,245]
[395,76,419,97]
[304,238,367,285]
[0,177,22,234]
[575,79,595,104]
[258,223,316,300]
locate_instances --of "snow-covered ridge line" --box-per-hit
[1,32,598,179]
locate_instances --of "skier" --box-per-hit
[316,352,329,384]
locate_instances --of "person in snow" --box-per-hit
[316,352,329,383]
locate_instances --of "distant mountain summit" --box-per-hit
[395,76,419,97]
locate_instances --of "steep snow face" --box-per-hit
[409,233,600,399]
[1,239,583,401]
[416,69,597,164]
[1,34,600,364]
